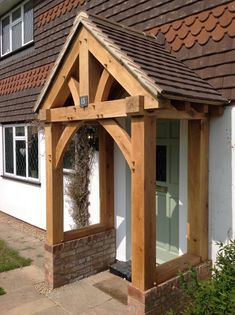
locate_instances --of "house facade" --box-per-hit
[0,1,234,314]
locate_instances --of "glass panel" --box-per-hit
[2,16,10,55]
[156,145,167,182]
[28,127,38,178]
[24,1,33,43]
[12,21,22,51]
[12,8,21,22]
[15,126,25,136]
[63,138,75,170]
[4,128,14,174]
[16,140,26,177]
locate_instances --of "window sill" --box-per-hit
[0,41,34,60]
[1,175,41,186]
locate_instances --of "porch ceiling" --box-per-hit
[34,11,228,112]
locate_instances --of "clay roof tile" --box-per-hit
[190,18,203,36]
[185,15,197,27]
[184,32,196,48]
[198,11,210,22]
[211,24,226,41]
[172,20,184,31]
[204,14,218,32]
[197,28,210,45]
[213,5,226,18]
[160,24,171,34]
[220,10,233,28]
[227,18,235,37]
[171,37,183,52]
[178,23,190,39]
[165,26,177,43]
[228,2,235,12]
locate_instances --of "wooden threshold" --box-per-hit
[63,223,108,241]
[155,253,201,285]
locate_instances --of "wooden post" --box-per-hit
[99,127,114,229]
[79,29,89,99]
[188,119,209,260]
[131,116,156,291]
[45,123,64,245]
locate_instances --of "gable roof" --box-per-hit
[35,11,227,111]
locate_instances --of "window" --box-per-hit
[63,127,99,172]
[3,125,39,181]
[1,0,33,57]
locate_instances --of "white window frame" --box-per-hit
[0,0,33,57]
[3,124,40,183]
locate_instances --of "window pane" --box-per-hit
[2,16,10,55]
[156,145,167,182]
[63,139,75,170]
[28,127,38,178]
[12,8,21,22]
[12,21,22,51]
[4,128,14,174]
[24,1,33,43]
[16,140,26,177]
[15,126,25,136]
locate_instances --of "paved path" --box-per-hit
[0,220,128,315]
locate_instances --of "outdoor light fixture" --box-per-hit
[86,127,99,150]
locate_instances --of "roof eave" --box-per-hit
[161,92,228,106]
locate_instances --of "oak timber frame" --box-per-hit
[37,27,217,292]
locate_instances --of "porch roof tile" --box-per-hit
[35,11,228,111]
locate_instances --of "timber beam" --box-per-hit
[38,96,145,122]
[38,96,208,123]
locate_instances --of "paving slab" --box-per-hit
[85,270,116,285]
[33,306,70,315]
[93,274,128,305]
[0,265,44,293]
[81,299,128,315]
[0,219,128,315]
[48,279,112,314]
[0,286,46,314]
[4,298,55,315]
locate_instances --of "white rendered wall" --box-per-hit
[0,126,47,229]
[114,118,131,262]
[0,126,100,232]
[209,106,234,262]
[114,143,131,261]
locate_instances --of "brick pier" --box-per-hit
[44,229,116,288]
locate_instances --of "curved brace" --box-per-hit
[95,69,114,102]
[55,122,83,169]
[68,77,80,105]
[99,119,132,169]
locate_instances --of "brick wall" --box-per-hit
[44,228,116,288]
[128,261,212,315]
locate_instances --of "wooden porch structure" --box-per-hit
[35,13,225,299]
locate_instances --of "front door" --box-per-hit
[156,120,179,264]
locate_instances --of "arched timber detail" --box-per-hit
[99,119,132,169]
[95,69,114,102]
[68,77,80,105]
[55,122,83,169]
